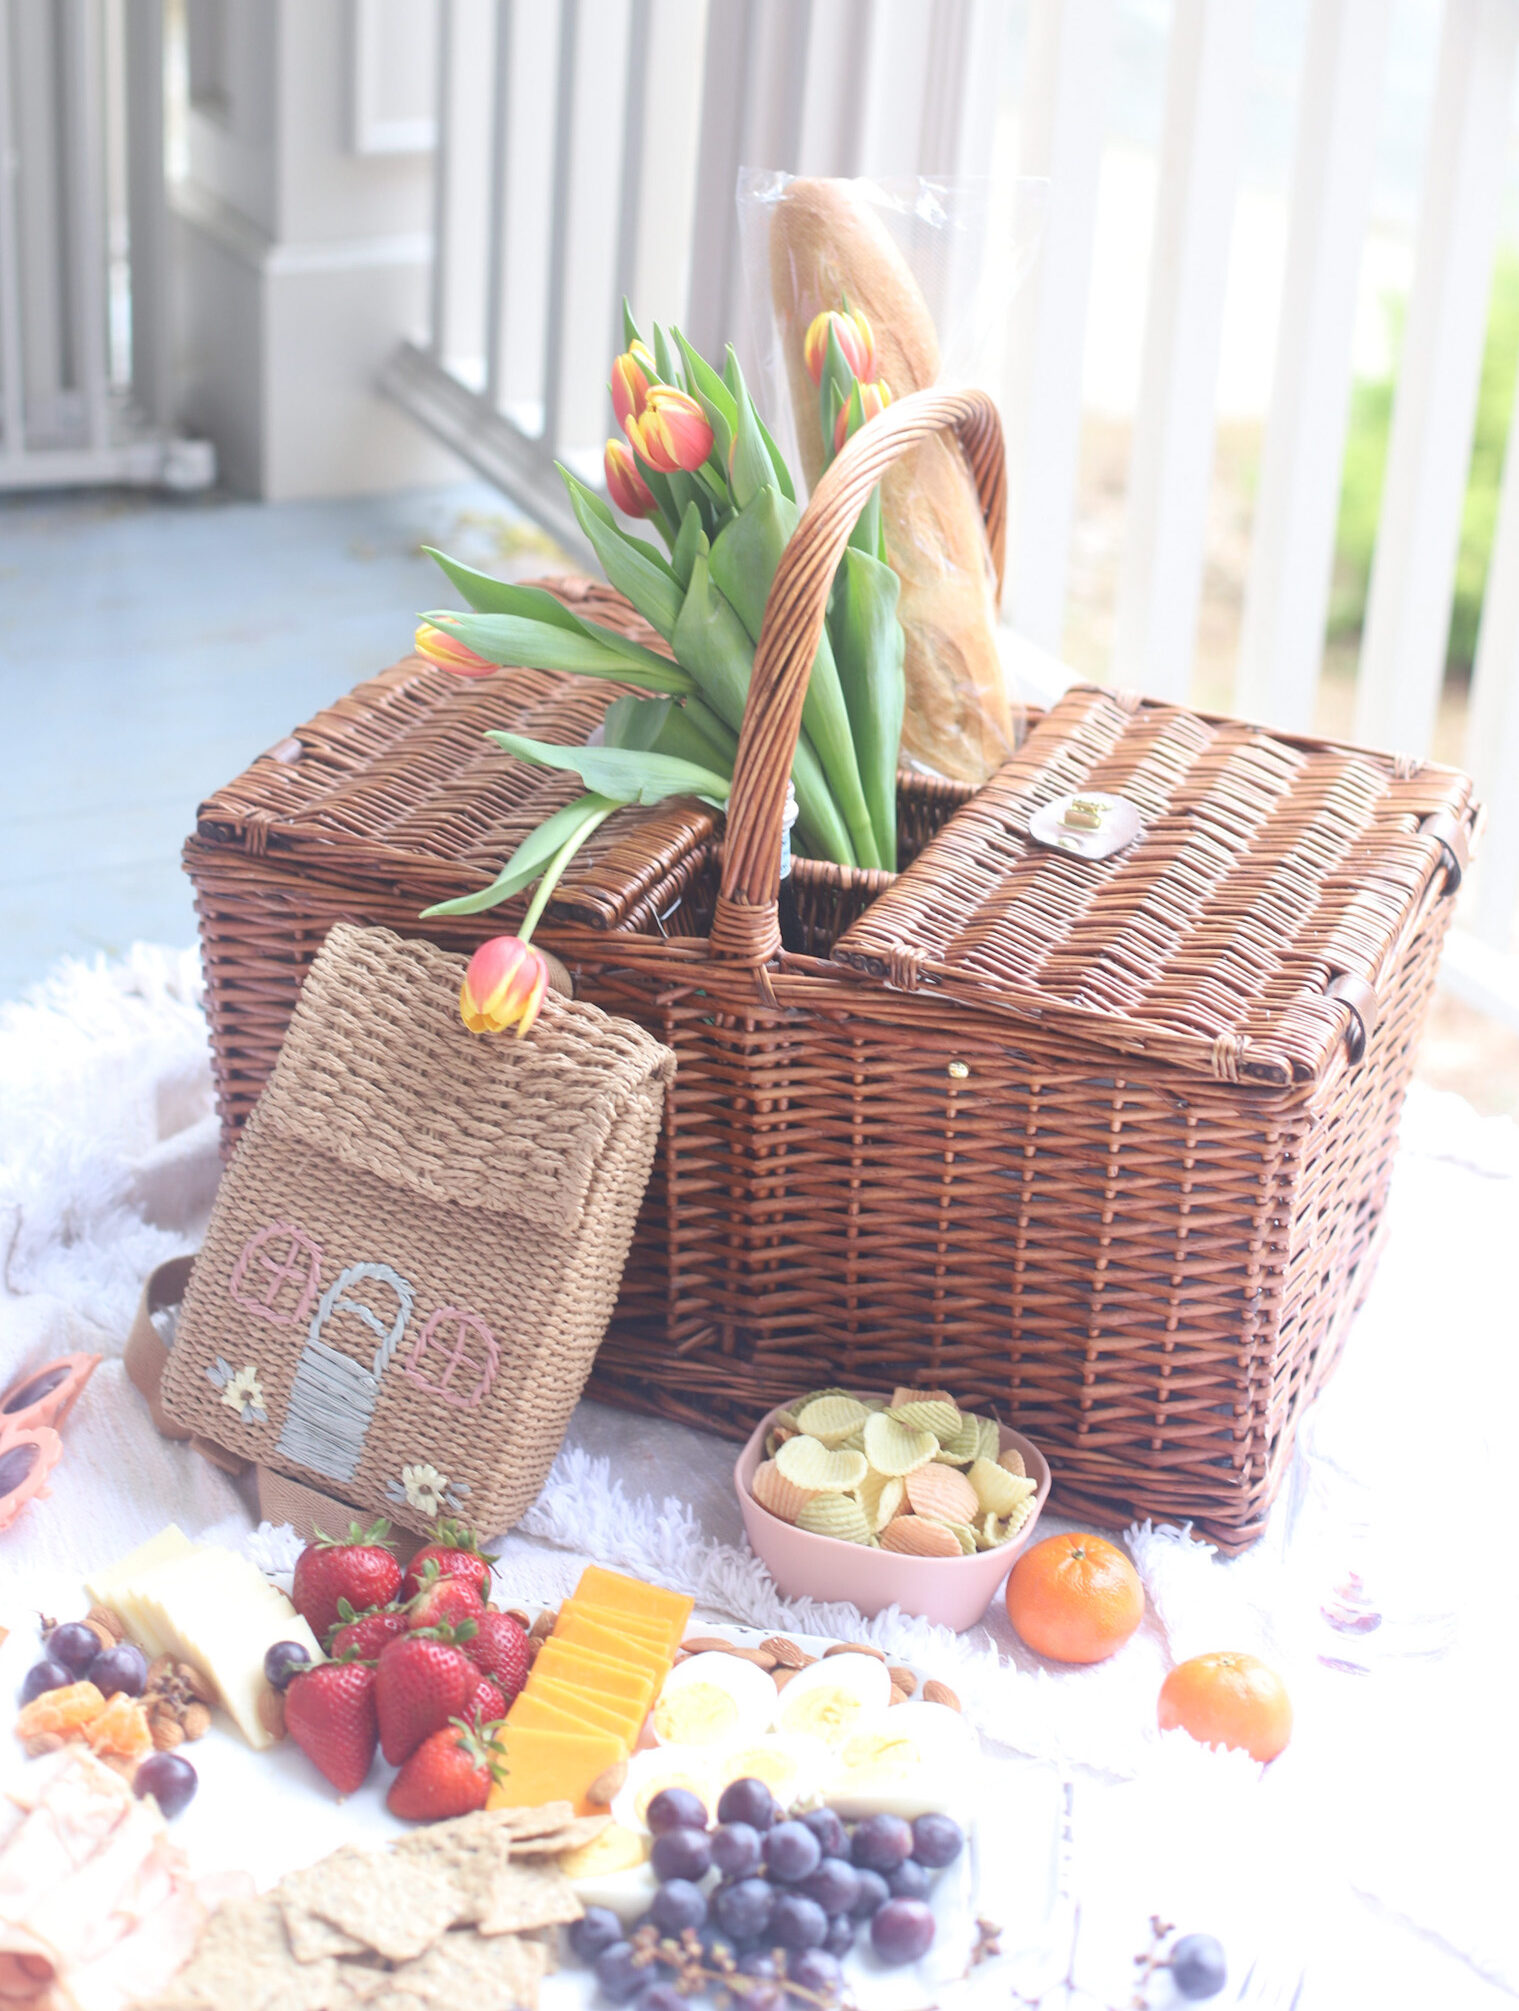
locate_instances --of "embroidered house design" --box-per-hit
[227,1224,499,1491]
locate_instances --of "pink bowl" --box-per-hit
[734,1395,1051,1632]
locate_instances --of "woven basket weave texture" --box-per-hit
[161,924,674,1535]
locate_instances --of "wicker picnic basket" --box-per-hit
[184,390,1479,1549]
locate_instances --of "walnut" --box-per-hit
[176,1662,217,1707]
[145,1654,177,1691]
[922,1679,960,1711]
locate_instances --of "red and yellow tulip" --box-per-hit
[610,340,657,428]
[624,385,715,475]
[804,306,877,387]
[459,935,550,1037]
[833,377,894,454]
[414,619,496,678]
[604,437,659,518]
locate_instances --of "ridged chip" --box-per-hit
[798,1387,856,1412]
[998,1446,1027,1477]
[796,1395,869,1446]
[879,1515,961,1558]
[891,1386,954,1410]
[969,1457,1037,1517]
[863,1412,937,1477]
[855,1470,905,1533]
[903,1463,980,1525]
[840,1426,867,1453]
[889,1398,962,1444]
[933,1415,981,1466]
[751,1458,817,1524]
[974,1416,1002,1462]
[796,1494,874,1545]
[776,1435,869,1494]
[765,1426,796,1459]
[1003,1494,1037,1538]
[974,1511,1005,1551]
[942,1521,979,1556]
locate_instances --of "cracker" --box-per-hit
[377,1928,551,2011]
[393,1811,515,1922]
[277,1892,368,1963]
[508,1813,611,1858]
[282,1845,460,1962]
[149,1895,341,2011]
[475,1857,584,1937]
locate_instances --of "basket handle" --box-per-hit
[709,387,1007,968]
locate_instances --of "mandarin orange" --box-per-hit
[1157,1651,1292,1761]
[15,1681,106,1740]
[1004,1532,1144,1664]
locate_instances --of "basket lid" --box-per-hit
[832,686,1478,1087]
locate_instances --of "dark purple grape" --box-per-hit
[47,1622,104,1674]
[870,1897,935,1965]
[824,1912,856,1957]
[887,1858,929,1899]
[769,1892,828,1952]
[801,1856,860,1916]
[263,1640,312,1692]
[711,1820,762,1879]
[634,1988,684,2011]
[713,1877,773,1945]
[88,1642,148,1699]
[1170,1933,1228,2000]
[0,1443,38,1495]
[569,1906,623,1963]
[789,1948,843,1993]
[851,1811,913,1871]
[736,1950,778,1979]
[716,1776,777,1830]
[763,1819,821,1884]
[911,1812,964,1869]
[650,1826,711,1884]
[849,1867,890,1918]
[645,1787,708,1836]
[134,1752,198,1819]
[594,1941,645,2002]
[4,1366,70,1413]
[650,1879,706,1935]
[20,1659,72,1704]
[802,1806,848,1857]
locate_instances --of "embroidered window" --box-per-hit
[404,1309,499,1410]
[229,1223,323,1328]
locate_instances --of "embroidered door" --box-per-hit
[276,1263,414,1484]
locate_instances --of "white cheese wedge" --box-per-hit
[84,1526,198,1656]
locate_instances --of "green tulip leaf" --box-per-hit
[488,730,732,809]
[420,792,620,917]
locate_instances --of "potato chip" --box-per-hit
[751,1457,816,1524]
[796,1395,869,1445]
[933,1415,981,1466]
[797,1386,856,1412]
[1003,1493,1038,1538]
[903,1463,979,1525]
[775,1434,869,1493]
[975,1416,1002,1462]
[863,1412,937,1477]
[942,1521,979,1556]
[855,1470,905,1533]
[796,1494,874,1545]
[969,1457,1037,1517]
[889,1398,962,1444]
[840,1425,867,1453]
[890,1386,954,1409]
[879,1515,961,1558]
[998,1446,1027,1478]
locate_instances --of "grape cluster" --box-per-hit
[568,1778,964,2006]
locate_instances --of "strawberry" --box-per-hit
[464,1610,530,1704]
[327,1599,409,1661]
[401,1519,496,1602]
[292,1519,402,1640]
[465,1672,506,1723]
[404,1561,485,1634]
[386,1715,503,1822]
[374,1630,482,1766]
[284,1659,378,1796]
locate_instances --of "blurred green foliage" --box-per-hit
[1330,248,1519,674]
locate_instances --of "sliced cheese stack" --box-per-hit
[85,1525,320,1750]
[488,1566,693,1817]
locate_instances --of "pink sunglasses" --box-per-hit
[0,1355,100,1533]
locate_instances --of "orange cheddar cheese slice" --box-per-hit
[574,1567,694,1641]
[532,1638,657,1712]
[508,1690,632,1745]
[527,1676,644,1744]
[554,1611,670,1684]
[485,1722,625,1818]
[559,1598,675,1654]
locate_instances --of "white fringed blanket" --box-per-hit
[2,948,1515,2007]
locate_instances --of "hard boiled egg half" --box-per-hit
[771,1652,893,1747]
[827,1699,980,1819]
[652,1651,777,1748]
[558,1823,656,1924]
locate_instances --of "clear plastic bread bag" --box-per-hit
[739,172,1046,788]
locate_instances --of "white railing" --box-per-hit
[0,0,210,491]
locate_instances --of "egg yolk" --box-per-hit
[719,1745,799,1802]
[780,1688,869,1745]
[840,1731,920,1781]
[653,1682,740,1746]
[560,1824,649,1878]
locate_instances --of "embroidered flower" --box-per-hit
[387,1464,471,1518]
[206,1356,268,1425]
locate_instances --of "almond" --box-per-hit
[84,1617,116,1653]
[529,1609,557,1641]
[887,1666,918,1696]
[182,1701,213,1742]
[502,1609,532,1631]
[772,1666,798,1691]
[255,1687,285,1742]
[888,1684,911,1707]
[86,1604,126,1643]
[149,1713,185,1752]
[759,1636,811,1669]
[719,1646,777,1671]
[922,1679,961,1711]
[681,1635,744,1656]
[824,1641,886,1662]
[177,1662,217,1707]
[587,1761,627,1807]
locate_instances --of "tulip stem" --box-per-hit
[516,803,616,944]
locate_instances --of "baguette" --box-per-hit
[769,177,1014,784]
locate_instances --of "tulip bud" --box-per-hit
[804,306,876,388]
[459,935,551,1037]
[610,345,653,429]
[604,438,659,518]
[414,619,497,678]
[833,377,893,455]
[625,385,715,475]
